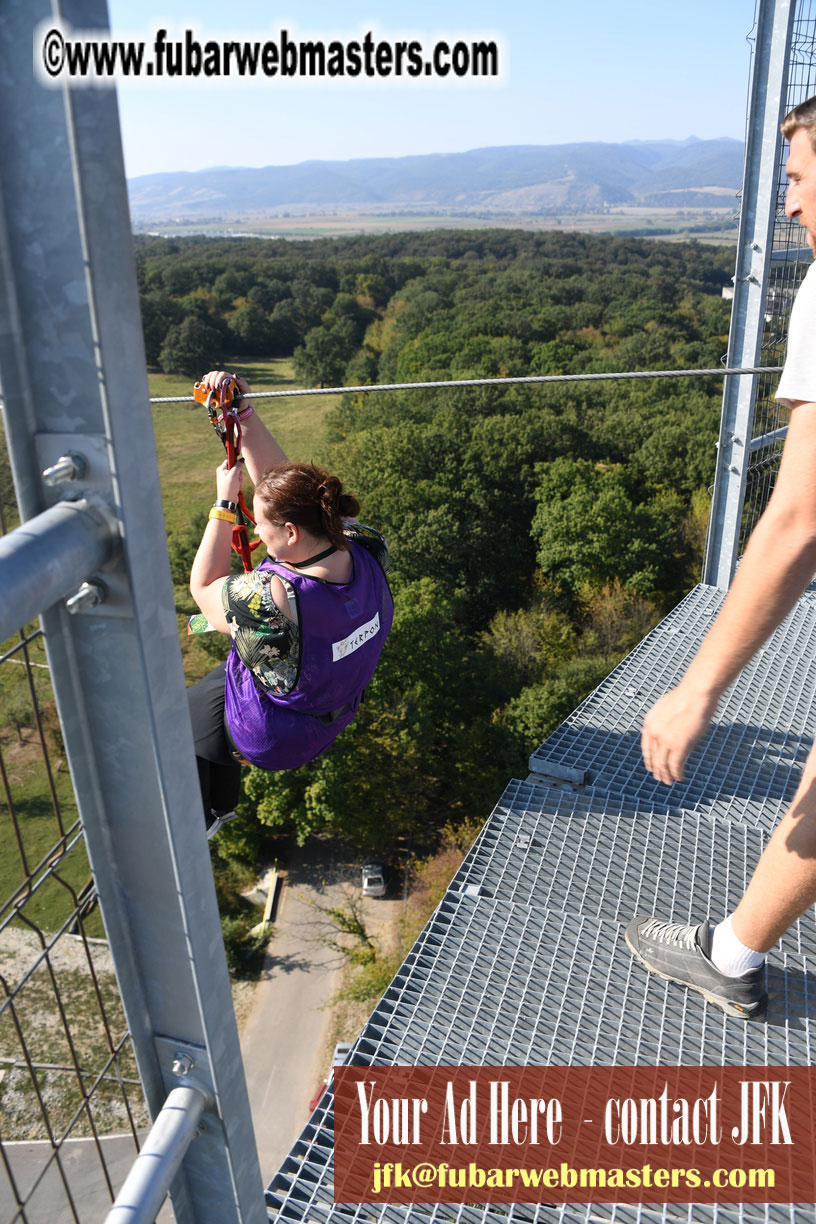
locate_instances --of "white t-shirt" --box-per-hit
[775,260,816,408]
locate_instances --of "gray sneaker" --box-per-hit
[625,915,767,1020]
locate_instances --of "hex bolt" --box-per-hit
[42,451,88,487]
[65,581,106,614]
[172,1052,195,1076]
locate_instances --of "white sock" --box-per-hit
[709,915,766,977]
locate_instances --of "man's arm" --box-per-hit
[642,400,816,785]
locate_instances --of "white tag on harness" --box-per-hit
[332,612,380,661]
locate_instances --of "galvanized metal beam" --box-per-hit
[703,0,795,589]
[0,498,117,640]
[0,2,265,1222]
[105,1083,214,1224]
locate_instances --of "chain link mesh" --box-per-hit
[0,426,149,1224]
[740,0,816,550]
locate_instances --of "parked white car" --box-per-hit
[361,860,387,898]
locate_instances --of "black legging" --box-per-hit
[187,662,242,820]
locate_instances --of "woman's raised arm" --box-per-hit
[199,369,288,486]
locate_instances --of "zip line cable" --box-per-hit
[148,365,783,404]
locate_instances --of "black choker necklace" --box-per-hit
[285,545,337,569]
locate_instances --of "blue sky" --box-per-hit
[107,0,758,179]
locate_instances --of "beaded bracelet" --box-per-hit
[209,507,236,524]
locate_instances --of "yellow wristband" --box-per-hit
[208,507,236,524]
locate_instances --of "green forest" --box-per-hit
[136,228,733,863]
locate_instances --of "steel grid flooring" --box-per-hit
[266,585,816,1224]
[528,586,816,829]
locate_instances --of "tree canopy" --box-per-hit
[146,229,734,852]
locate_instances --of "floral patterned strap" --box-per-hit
[222,568,299,694]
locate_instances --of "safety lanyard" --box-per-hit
[193,377,260,572]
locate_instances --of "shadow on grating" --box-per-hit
[448,780,816,960]
[528,586,816,826]
[267,584,816,1224]
[267,898,816,1222]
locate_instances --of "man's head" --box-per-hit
[782,96,816,253]
[782,96,816,152]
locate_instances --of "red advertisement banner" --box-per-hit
[334,1065,816,1204]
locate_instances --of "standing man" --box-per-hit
[626,96,816,1019]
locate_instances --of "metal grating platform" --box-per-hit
[268,1167,809,1224]
[353,901,815,1068]
[268,899,816,1222]
[266,583,816,1224]
[528,586,816,827]
[267,1197,810,1224]
[449,780,816,960]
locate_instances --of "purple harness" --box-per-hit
[224,543,393,770]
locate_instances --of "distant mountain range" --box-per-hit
[127,138,744,221]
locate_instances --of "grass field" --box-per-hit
[150,356,341,524]
[0,356,342,929]
[0,648,107,942]
[135,206,738,245]
[150,356,343,680]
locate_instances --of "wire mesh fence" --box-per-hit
[740,0,816,550]
[0,7,811,1220]
[0,426,150,1223]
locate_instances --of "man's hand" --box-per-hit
[641,685,718,785]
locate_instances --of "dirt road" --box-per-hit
[239,843,399,1186]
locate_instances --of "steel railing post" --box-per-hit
[0,3,265,1221]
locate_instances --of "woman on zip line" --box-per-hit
[188,369,393,837]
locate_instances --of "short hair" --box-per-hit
[781,95,816,152]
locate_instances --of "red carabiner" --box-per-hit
[193,377,261,572]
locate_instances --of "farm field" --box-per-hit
[137,205,738,245]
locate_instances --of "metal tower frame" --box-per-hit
[704,0,795,589]
[0,0,813,1221]
[0,2,264,1221]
